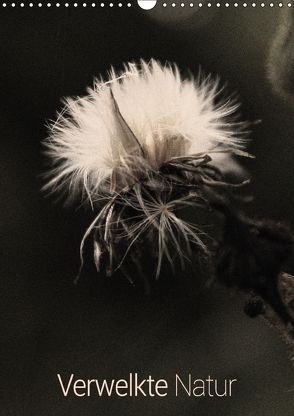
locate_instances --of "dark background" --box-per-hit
[1,2,294,415]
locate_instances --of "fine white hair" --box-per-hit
[43,59,246,203]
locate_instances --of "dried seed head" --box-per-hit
[43,59,247,204]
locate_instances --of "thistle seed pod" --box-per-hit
[43,60,248,286]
